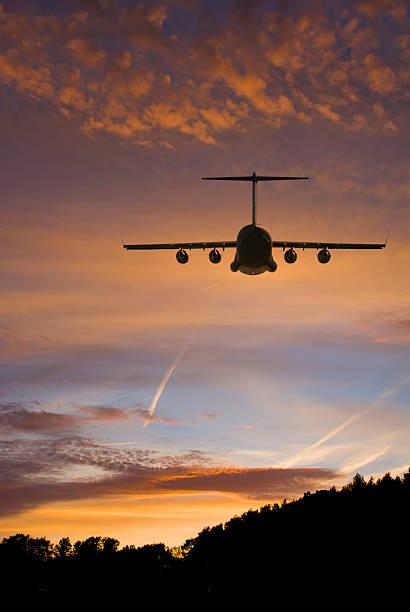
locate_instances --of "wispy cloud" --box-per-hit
[0,401,194,435]
[0,436,339,517]
[339,446,391,474]
[279,372,410,469]
[0,403,80,433]
[280,408,371,468]
[377,373,410,402]
[387,463,410,478]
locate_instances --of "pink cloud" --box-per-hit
[76,404,134,422]
[0,327,51,356]
[0,401,196,434]
[0,404,79,432]
[0,437,340,516]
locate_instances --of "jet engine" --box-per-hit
[317,248,331,264]
[284,248,297,264]
[176,248,189,264]
[209,248,222,264]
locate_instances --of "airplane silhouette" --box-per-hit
[124,172,386,275]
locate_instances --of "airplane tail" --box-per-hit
[202,172,309,225]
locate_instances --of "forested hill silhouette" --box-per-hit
[1,470,409,608]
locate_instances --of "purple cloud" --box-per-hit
[0,403,78,432]
[0,401,195,435]
[0,436,340,517]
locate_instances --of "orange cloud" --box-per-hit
[67,38,106,67]
[365,54,398,94]
[0,2,407,145]
[0,434,339,517]
[356,0,408,20]
[0,52,54,99]
[316,104,342,124]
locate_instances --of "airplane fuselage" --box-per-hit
[230,224,277,275]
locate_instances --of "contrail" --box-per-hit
[143,340,191,427]
[280,372,410,468]
[339,446,391,475]
[281,407,371,468]
[376,372,410,403]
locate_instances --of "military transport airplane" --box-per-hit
[123,172,386,275]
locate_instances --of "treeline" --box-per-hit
[2,470,409,606]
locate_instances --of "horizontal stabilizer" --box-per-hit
[202,174,309,181]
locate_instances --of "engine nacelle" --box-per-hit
[284,248,297,264]
[317,248,331,264]
[209,248,222,264]
[176,248,189,264]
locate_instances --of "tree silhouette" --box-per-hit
[0,469,409,605]
[73,535,119,559]
[54,536,72,559]
[0,533,53,561]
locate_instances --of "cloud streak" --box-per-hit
[377,372,410,403]
[280,372,410,469]
[339,446,391,474]
[0,436,340,517]
[281,407,372,468]
[0,401,194,434]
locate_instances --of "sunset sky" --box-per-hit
[1,0,410,547]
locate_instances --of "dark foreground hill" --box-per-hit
[1,471,409,608]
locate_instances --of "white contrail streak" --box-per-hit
[281,407,372,468]
[143,341,191,427]
[376,372,410,403]
[339,446,391,475]
[280,372,410,468]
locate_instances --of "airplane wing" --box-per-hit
[124,240,386,250]
[123,241,236,250]
[271,240,386,250]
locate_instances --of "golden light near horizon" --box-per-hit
[0,0,409,548]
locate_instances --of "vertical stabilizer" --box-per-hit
[202,172,309,226]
